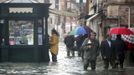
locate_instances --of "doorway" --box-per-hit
[0,23,3,61]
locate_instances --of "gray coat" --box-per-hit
[82,38,100,61]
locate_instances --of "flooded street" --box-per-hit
[0,0,134,75]
[0,42,134,75]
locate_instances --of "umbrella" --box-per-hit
[122,28,134,44]
[110,27,134,35]
[83,26,93,34]
[69,26,87,35]
[69,28,77,35]
[122,35,134,44]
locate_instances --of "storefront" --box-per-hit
[0,3,50,62]
[102,17,119,38]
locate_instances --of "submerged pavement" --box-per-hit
[0,42,134,75]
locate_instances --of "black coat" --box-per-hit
[64,35,75,49]
[100,39,115,59]
[114,39,127,56]
[76,35,85,49]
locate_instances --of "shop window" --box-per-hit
[9,20,34,45]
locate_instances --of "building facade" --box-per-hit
[86,0,134,41]
[0,0,51,62]
[86,0,102,41]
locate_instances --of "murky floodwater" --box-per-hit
[0,42,134,75]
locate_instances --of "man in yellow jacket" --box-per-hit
[50,29,59,62]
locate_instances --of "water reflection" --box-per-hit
[0,43,134,75]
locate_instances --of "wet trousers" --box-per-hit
[84,59,96,70]
[103,58,116,69]
[51,53,57,62]
[116,54,125,68]
[67,47,74,56]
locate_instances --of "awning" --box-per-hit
[87,13,99,21]
[78,14,94,19]
[49,9,78,17]
[3,0,39,3]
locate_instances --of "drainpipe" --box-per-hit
[96,0,98,13]
[128,6,131,28]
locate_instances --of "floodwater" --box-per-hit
[0,42,134,75]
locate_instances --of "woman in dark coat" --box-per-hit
[76,35,86,56]
[64,35,75,56]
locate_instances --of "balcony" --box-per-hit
[125,0,134,3]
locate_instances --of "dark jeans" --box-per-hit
[67,47,74,56]
[84,59,96,70]
[51,53,57,62]
[103,58,116,69]
[116,54,125,68]
[78,50,81,56]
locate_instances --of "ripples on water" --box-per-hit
[0,43,133,75]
